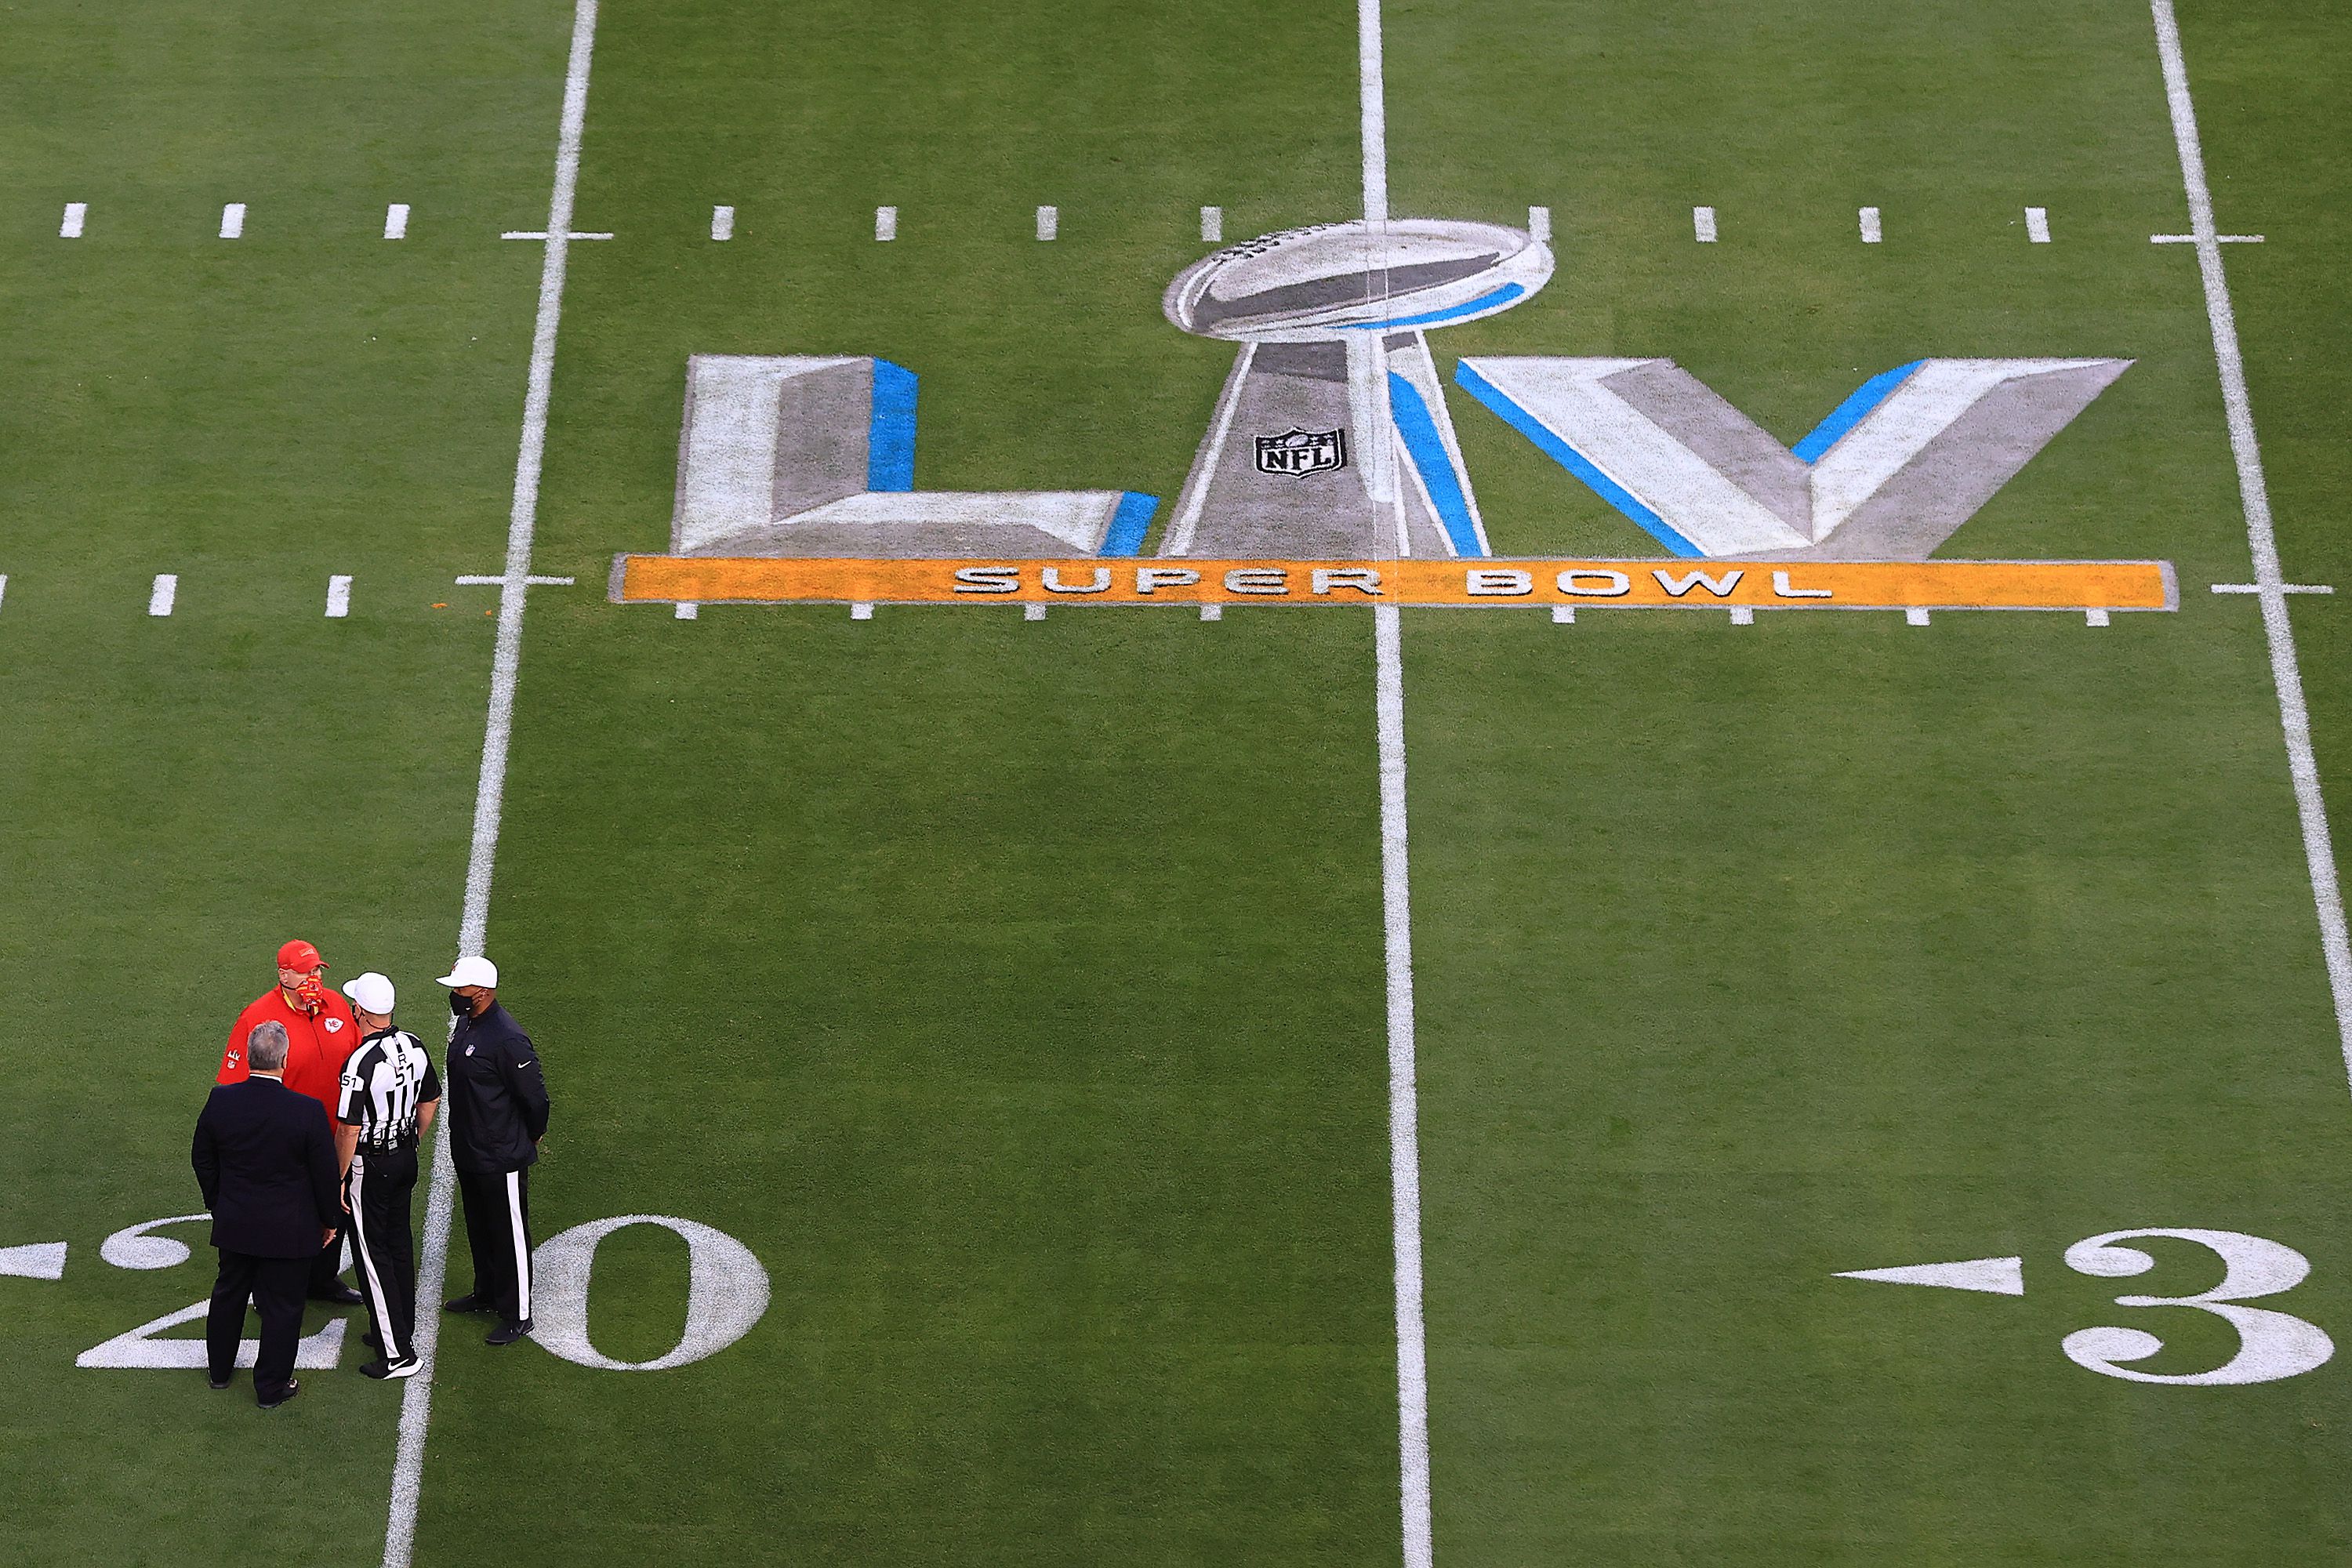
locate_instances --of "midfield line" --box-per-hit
[2149,0,2352,1092]
[1357,0,1432,1562]
[382,3,601,1565]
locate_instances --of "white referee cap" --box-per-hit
[435,955,499,989]
[342,971,397,1014]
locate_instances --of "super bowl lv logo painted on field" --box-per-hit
[647,217,2128,567]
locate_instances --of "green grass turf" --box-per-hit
[0,1,567,1562]
[4,0,2352,1562]
[1391,0,2352,1559]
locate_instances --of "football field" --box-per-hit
[4,0,2351,1562]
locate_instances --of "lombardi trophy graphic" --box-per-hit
[1156,219,1554,560]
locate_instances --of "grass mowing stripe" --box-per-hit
[384,2,602,1564]
[2149,0,2352,1094]
[1376,605,1434,1568]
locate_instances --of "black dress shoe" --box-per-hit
[485,1319,534,1347]
[310,1283,366,1306]
[361,1356,421,1381]
[207,1373,234,1392]
[258,1380,302,1410]
[443,1293,493,1315]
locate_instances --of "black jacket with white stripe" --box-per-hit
[445,998,550,1174]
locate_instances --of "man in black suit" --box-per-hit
[192,1019,342,1409]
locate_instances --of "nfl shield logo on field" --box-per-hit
[1254,426,1347,477]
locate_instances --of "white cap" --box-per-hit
[435,955,499,990]
[342,971,397,1015]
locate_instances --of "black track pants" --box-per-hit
[456,1166,533,1325]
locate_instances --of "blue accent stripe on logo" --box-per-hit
[1341,282,1526,332]
[867,359,918,492]
[1453,361,1702,558]
[1790,359,1924,463]
[1385,372,1486,557]
[1100,492,1157,557]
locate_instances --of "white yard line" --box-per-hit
[2151,0,2352,1091]
[1036,205,1058,241]
[147,574,176,616]
[674,601,699,619]
[1359,0,1428,1556]
[385,204,411,240]
[60,202,85,238]
[851,601,874,619]
[219,203,245,239]
[710,204,735,241]
[1528,205,1551,242]
[1693,205,1717,243]
[1858,205,1882,244]
[1358,0,1388,224]
[876,205,898,241]
[383,4,601,1565]
[1906,606,1931,626]
[1200,205,1222,242]
[326,575,352,618]
[2025,205,2050,244]
[0,575,9,613]
[1374,605,1434,1568]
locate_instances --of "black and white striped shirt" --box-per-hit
[336,1027,441,1152]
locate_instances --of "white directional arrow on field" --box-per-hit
[1835,1256,2024,1295]
[0,1241,67,1279]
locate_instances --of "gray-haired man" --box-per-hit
[192,1020,342,1409]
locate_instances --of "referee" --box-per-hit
[336,972,438,1380]
[435,955,549,1347]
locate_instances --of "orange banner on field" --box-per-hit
[613,556,2178,612]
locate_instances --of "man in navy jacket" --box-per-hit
[192,1019,343,1408]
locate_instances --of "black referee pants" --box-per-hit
[347,1145,419,1363]
[456,1166,533,1325]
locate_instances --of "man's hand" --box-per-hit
[321,1226,336,1249]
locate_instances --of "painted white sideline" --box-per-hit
[2025,206,2050,244]
[1035,205,1058,241]
[385,204,410,240]
[326,575,352,618]
[1858,205,1882,244]
[1693,205,1717,243]
[710,205,734,241]
[219,203,245,239]
[147,575,176,616]
[1374,605,1434,1568]
[60,202,85,238]
[875,205,897,242]
[383,4,600,1565]
[1200,205,1222,242]
[2151,0,2352,1094]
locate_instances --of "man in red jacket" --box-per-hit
[217,938,365,1305]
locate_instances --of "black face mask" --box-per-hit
[451,991,471,1018]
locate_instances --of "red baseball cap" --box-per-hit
[277,939,325,972]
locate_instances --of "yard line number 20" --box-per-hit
[77,1210,769,1374]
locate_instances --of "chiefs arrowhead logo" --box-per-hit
[325,1018,345,1033]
